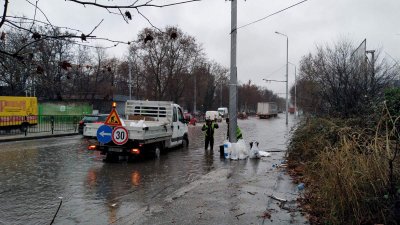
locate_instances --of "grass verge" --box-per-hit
[287,115,400,224]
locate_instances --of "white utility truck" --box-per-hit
[85,100,189,161]
[256,102,278,119]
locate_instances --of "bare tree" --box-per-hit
[0,0,201,60]
[128,26,201,101]
[0,23,33,95]
[297,39,398,117]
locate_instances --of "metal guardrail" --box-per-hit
[0,115,83,136]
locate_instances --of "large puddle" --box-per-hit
[0,115,298,225]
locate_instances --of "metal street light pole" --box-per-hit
[275,31,288,125]
[229,0,238,143]
[194,72,196,116]
[288,62,297,117]
[220,82,222,107]
[128,61,132,100]
[294,65,297,117]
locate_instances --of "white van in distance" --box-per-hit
[205,111,222,122]
[217,107,228,118]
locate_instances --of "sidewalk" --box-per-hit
[119,151,308,225]
[0,130,79,142]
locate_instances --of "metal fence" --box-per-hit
[0,115,83,136]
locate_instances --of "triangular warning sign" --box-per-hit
[104,108,122,126]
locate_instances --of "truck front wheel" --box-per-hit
[182,135,189,148]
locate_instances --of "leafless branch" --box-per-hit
[67,40,123,49]
[30,0,38,31]
[0,60,8,70]
[105,8,120,16]
[117,8,129,24]
[1,0,201,60]
[25,0,55,31]
[0,48,22,59]
[66,0,201,9]
[6,16,84,33]
[136,9,162,33]
[4,18,130,59]
[0,0,9,29]
[87,19,104,36]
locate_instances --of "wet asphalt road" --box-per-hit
[0,114,300,225]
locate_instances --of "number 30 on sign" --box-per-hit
[112,126,129,145]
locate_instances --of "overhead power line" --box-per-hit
[236,0,310,31]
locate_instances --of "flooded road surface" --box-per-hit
[0,115,299,225]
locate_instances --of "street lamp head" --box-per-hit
[275,31,287,38]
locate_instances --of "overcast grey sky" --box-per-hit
[9,0,400,95]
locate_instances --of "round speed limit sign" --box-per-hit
[112,126,129,145]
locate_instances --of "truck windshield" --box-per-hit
[178,108,184,122]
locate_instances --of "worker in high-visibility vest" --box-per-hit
[226,117,243,140]
[202,118,219,150]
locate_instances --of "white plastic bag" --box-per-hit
[237,139,248,160]
[129,119,148,128]
[249,141,260,159]
[258,150,271,157]
[229,143,238,160]
[224,139,248,160]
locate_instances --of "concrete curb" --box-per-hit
[0,133,80,143]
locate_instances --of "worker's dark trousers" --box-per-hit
[205,136,214,150]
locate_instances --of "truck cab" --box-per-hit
[169,104,188,147]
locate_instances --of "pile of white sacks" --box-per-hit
[223,140,271,160]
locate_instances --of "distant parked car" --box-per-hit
[78,114,109,134]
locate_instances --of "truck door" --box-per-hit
[171,106,180,147]
[177,107,187,140]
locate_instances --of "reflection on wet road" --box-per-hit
[0,115,297,225]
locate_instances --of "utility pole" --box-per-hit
[194,72,197,116]
[275,31,289,125]
[288,62,297,117]
[128,61,132,100]
[294,66,297,117]
[220,82,222,107]
[229,0,238,143]
[285,36,288,125]
[366,50,375,76]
